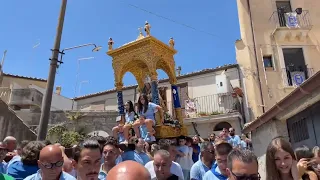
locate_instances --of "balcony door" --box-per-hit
[276,1,292,27]
[282,48,308,86]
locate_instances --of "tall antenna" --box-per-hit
[1,50,7,68]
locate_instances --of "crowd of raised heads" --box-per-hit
[0,134,319,180]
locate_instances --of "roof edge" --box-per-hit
[243,70,320,134]
[3,73,47,82]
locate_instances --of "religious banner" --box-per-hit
[117,91,125,115]
[185,99,197,118]
[286,12,299,28]
[151,81,160,105]
[171,85,181,108]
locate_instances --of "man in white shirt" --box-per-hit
[145,139,184,180]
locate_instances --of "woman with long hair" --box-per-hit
[266,137,299,180]
[133,94,163,142]
[112,100,137,143]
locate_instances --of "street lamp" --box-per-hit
[37,0,102,140]
[71,57,94,110]
[78,80,89,96]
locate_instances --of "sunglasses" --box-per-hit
[40,160,64,169]
[231,171,261,180]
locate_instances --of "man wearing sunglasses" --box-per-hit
[226,149,260,180]
[190,142,215,180]
[24,145,76,180]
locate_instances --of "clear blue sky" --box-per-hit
[0,0,240,98]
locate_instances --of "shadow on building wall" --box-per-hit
[0,99,37,142]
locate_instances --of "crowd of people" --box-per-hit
[0,92,319,179]
[0,133,320,180]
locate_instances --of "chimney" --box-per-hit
[56,86,61,95]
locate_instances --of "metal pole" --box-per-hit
[37,0,67,140]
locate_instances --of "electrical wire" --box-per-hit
[120,1,219,38]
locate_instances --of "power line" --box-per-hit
[121,1,219,38]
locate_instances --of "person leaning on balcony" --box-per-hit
[112,100,138,144]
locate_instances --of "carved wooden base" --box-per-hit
[155,125,188,139]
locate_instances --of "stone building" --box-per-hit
[235,0,320,179]
[75,64,245,138]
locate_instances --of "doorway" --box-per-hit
[282,48,308,86]
[276,1,292,27]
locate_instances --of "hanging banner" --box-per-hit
[117,91,125,115]
[171,85,181,108]
[286,12,299,28]
[151,81,160,105]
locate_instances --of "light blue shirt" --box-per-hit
[6,155,21,172]
[24,170,76,180]
[228,135,241,148]
[203,164,225,180]
[98,164,107,180]
[0,161,7,174]
[190,159,212,180]
[139,102,158,121]
[118,132,125,143]
[240,140,247,150]
[125,112,135,123]
[121,151,150,165]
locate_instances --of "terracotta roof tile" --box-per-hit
[3,73,47,82]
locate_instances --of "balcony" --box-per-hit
[270,10,312,41]
[166,93,240,120]
[9,88,43,110]
[281,67,314,87]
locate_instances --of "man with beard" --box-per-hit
[74,139,102,180]
[107,160,151,180]
[98,136,119,179]
[228,128,241,148]
[24,145,75,180]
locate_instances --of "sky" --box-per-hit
[0,0,240,98]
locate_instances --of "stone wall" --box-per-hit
[0,99,37,142]
[251,119,289,180]
[15,110,119,136]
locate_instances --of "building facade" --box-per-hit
[236,0,320,179]
[75,64,245,137]
[236,0,320,121]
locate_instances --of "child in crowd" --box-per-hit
[176,136,193,180]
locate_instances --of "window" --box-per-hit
[276,1,292,27]
[291,118,309,143]
[263,56,273,69]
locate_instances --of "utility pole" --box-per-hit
[37,0,67,140]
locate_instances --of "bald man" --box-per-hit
[107,161,151,180]
[24,145,76,180]
[3,136,16,152]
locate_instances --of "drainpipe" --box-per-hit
[247,0,266,113]
[236,65,247,125]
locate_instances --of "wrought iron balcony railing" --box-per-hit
[167,93,241,119]
[270,10,311,29]
[281,67,314,87]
